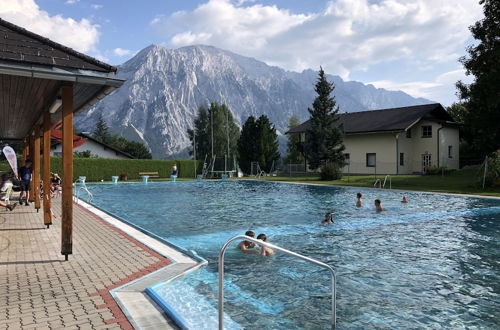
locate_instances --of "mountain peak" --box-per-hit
[77,45,430,159]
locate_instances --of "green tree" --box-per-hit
[106,135,152,159]
[456,0,500,157]
[237,115,280,174]
[187,102,240,162]
[237,116,258,174]
[255,115,280,172]
[285,115,304,164]
[93,114,110,144]
[305,67,345,171]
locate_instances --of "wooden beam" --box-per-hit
[34,125,41,211]
[22,141,28,166]
[43,111,52,228]
[61,85,73,260]
[28,134,35,203]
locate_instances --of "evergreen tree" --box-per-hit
[456,0,500,157]
[305,67,345,170]
[237,115,280,174]
[93,114,110,144]
[106,135,152,159]
[255,115,280,172]
[237,116,258,174]
[285,115,304,164]
[187,102,240,162]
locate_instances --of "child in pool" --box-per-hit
[257,233,274,257]
[321,212,334,225]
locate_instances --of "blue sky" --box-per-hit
[0,0,484,105]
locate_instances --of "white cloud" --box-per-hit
[152,0,483,78]
[112,48,133,56]
[0,0,100,53]
[368,69,473,104]
[65,0,79,5]
[91,4,103,10]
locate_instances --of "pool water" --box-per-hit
[83,181,500,329]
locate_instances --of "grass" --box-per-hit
[259,166,500,197]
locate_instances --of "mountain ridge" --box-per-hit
[75,44,431,159]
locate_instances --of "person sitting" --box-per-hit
[356,192,362,207]
[0,200,17,211]
[401,196,408,203]
[321,212,334,225]
[51,173,62,196]
[374,199,384,212]
[257,233,274,257]
[1,174,14,202]
[237,230,259,255]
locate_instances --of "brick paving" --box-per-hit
[0,199,172,329]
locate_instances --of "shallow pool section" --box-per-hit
[83,181,500,329]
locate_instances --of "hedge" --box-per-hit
[1,157,202,182]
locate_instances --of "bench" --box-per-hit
[138,171,160,178]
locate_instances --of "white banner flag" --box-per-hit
[2,146,18,176]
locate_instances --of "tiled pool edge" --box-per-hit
[76,198,208,329]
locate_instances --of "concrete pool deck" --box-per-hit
[0,197,200,329]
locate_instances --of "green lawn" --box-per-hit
[258,166,500,197]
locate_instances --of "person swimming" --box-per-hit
[356,192,362,207]
[374,199,384,212]
[321,212,334,225]
[257,233,274,257]
[401,196,408,203]
[237,230,259,255]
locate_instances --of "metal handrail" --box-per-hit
[74,184,93,203]
[374,179,381,188]
[218,235,336,329]
[382,175,392,189]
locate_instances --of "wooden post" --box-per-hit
[29,134,35,203]
[43,111,52,228]
[22,142,28,166]
[61,85,73,260]
[34,126,41,212]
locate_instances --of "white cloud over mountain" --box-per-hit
[152,0,482,82]
[0,0,99,53]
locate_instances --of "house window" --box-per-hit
[421,125,432,138]
[448,146,453,158]
[400,153,404,166]
[344,153,350,165]
[366,153,376,167]
[406,129,411,138]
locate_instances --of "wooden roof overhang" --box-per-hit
[0,61,124,141]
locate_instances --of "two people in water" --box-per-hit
[237,230,274,257]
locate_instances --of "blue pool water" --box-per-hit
[82,181,500,329]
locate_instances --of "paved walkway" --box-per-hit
[0,199,173,329]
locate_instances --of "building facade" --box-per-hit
[51,133,133,159]
[287,104,459,175]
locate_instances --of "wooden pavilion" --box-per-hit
[0,18,124,259]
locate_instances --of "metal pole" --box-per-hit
[211,106,214,161]
[193,128,197,178]
[218,235,336,330]
[226,107,229,174]
[482,156,488,189]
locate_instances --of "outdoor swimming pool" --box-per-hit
[82,181,500,329]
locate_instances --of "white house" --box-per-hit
[287,103,459,175]
[51,133,134,159]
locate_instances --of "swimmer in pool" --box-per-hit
[356,192,362,207]
[374,199,384,212]
[321,212,334,225]
[401,196,408,203]
[237,230,259,255]
[257,233,274,257]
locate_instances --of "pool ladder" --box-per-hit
[374,175,392,189]
[73,180,94,203]
[218,235,337,329]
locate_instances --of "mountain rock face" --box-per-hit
[76,44,430,159]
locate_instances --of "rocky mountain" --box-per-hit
[75,44,431,159]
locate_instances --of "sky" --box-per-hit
[0,0,485,106]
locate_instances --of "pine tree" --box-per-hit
[456,0,500,157]
[305,68,345,170]
[237,116,258,174]
[285,115,304,164]
[93,114,110,144]
[255,115,280,172]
